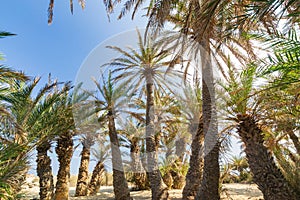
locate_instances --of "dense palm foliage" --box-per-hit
[0,1,299,200]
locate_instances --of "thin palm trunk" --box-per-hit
[146,80,169,200]
[182,120,204,199]
[108,113,131,200]
[75,144,91,196]
[196,38,220,200]
[237,114,298,200]
[54,132,73,200]
[87,162,105,196]
[36,140,54,200]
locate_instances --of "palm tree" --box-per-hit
[87,140,111,196]
[254,29,300,197]
[119,119,149,191]
[75,133,95,196]
[220,64,298,200]
[105,30,182,199]
[229,156,250,183]
[92,72,131,200]
[54,86,87,200]
[35,79,72,200]
[179,86,204,200]
[0,76,71,199]
[74,108,100,197]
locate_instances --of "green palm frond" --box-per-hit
[254,29,300,81]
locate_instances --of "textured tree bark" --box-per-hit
[197,36,220,200]
[75,144,91,196]
[87,162,104,196]
[145,80,169,200]
[36,141,54,200]
[196,38,220,200]
[54,132,73,200]
[108,113,131,200]
[182,119,204,200]
[237,114,298,200]
[131,138,148,190]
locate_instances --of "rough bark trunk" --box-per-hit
[54,132,73,200]
[36,140,54,200]
[75,145,91,196]
[196,38,220,200]
[108,113,131,200]
[131,139,148,190]
[146,80,169,200]
[237,114,298,200]
[87,162,104,196]
[182,119,204,199]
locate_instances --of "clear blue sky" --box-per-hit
[0,0,147,175]
[0,0,147,82]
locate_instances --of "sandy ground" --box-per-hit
[22,183,263,200]
[22,175,263,199]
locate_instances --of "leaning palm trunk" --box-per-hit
[145,80,169,200]
[75,144,91,196]
[237,114,298,200]
[196,38,220,200]
[108,113,131,200]
[36,140,54,200]
[87,162,105,196]
[54,132,73,200]
[182,119,204,199]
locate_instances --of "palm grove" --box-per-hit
[0,0,300,200]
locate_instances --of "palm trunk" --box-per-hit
[36,140,54,200]
[172,137,186,190]
[108,112,131,200]
[196,38,220,200]
[75,144,91,196]
[131,138,148,190]
[182,119,204,199]
[237,114,298,200]
[87,162,104,196]
[175,137,186,162]
[145,80,169,200]
[54,132,73,200]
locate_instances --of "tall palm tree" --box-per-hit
[220,64,298,200]
[105,30,182,199]
[92,72,131,200]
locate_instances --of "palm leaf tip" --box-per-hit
[48,0,55,24]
